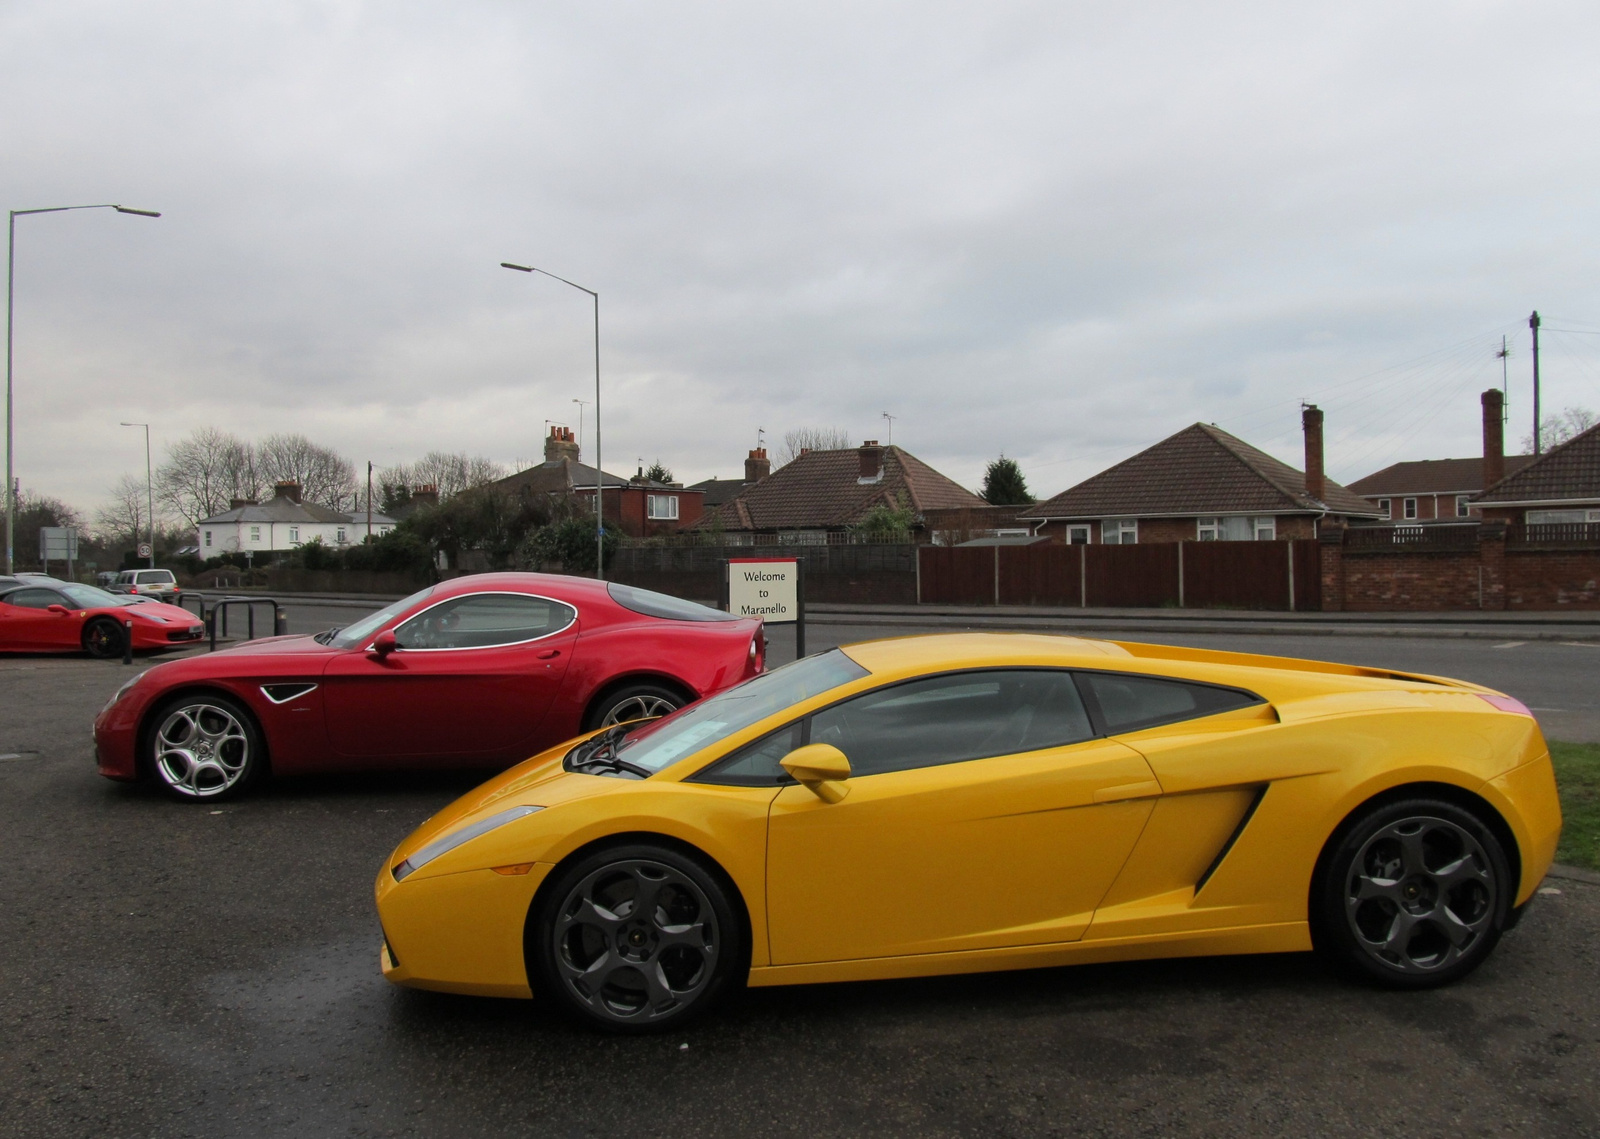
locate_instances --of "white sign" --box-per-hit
[727,558,798,622]
[40,526,79,560]
[137,542,153,558]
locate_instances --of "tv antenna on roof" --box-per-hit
[881,412,896,445]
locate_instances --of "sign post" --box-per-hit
[724,556,806,659]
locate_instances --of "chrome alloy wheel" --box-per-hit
[552,858,719,1024]
[1344,815,1498,975]
[153,703,252,798]
[599,694,679,727]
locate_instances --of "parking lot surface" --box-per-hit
[4,623,1600,1137]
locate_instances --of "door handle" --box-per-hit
[537,649,561,660]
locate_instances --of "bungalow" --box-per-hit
[1472,414,1600,526]
[1019,407,1380,542]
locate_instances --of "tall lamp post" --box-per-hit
[7,203,160,573]
[500,262,604,579]
[120,422,155,567]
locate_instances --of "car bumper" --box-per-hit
[94,698,143,781]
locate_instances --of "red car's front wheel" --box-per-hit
[82,617,126,660]
[145,694,266,801]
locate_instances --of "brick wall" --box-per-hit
[1320,527,1600,611]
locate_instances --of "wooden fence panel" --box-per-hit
[917,546,995,605]
[1085,544,1179,607]
[998,545,1081,606]
[1183,541,1290,610]
[1292,539,1322,611]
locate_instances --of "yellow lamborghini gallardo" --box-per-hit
[375,634,1561,1032]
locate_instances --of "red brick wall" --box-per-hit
[1320,530,1600,611]
[1506,552,1600,609]
[1337,551,1488,610]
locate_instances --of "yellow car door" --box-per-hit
[765,669,1160,965]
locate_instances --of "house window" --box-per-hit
[1456,495,1471,518]
[379,526,392,536]
[647,494,679,521]
[1102,519,1137,544]
[289,526,300,543]
[1403,498,1417,520]
[1197,517,1275,541]
[204,531,212,547]
[337,527,347,543]
[1253,517,1276,540]
[1066,525,1090,545]
[1378,498,1392,520]
[249,525,261,542]
[1527,509,1595,525]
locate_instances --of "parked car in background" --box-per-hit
[0,580,204,659]
[113,568,180,601]
[96,571,121,588]
[94,573,766,802]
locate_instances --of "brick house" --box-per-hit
[697,440,985,542]
[1019,407,1379,542]
[1472,415,1600,527]
[1347,390,1534,522]
[491,426,705,539]
[686,447,772,511]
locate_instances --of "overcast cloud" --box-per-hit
[4,1,1600,518]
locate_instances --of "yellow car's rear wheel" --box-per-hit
[1314,798,1511,988]
[530,843,742,1032]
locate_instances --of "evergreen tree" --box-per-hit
[981,457,1034,505]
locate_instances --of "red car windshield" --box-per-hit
[329,586,436,649]
[59,584,125,608]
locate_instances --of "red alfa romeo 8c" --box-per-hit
[93,573,765,801]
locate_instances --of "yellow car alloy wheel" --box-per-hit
[528,842,744,1032]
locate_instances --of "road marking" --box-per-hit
[1492,642,1525,649]
[1539,887,1563,895]
[0,752,36,762]
[1560,642,1600,648]
[1530,707,1565,712]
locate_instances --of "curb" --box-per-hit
[1546,863,1600,885]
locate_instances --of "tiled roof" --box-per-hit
[1473,422,1600,504]
[1020,423,1378,520]
[698,446,984,531]
[1347,456,1536,497]
[492,458,633,497]
[687,477,752,507]
[198,494,388,526]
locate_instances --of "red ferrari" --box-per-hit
[0,578,204,658]
[94,573,765,801]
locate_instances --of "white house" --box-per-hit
[197,482,397,556]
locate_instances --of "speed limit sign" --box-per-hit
[137,543,152,558]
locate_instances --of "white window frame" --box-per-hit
[1197,517,1221,541]
[1253,517,1276,540]
[289,525,300,544]
[1066,524,1091,545]
[337,527,347,543]
[646,494,680,521]
[204,531,212,547]
[1378,498,1391,520]
[1402,498,1418,520]
[1102,518,1137,545]
[1527,509,1594,525]
[249,525,261,542]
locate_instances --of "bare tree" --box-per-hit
[257,433,359,509]
[95,473,154,548]
[377,452,505,503]
[778,427,851,467]
[155,427,261,526]
[1523,406,1599,453]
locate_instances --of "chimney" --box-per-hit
[544,425,580,464]
[411,484,439,509]
[1301,406,1325,501]
[858,440,884,483]
[274,481,302,504]
[744,447,770,483]
[229,497,257,510]
[1482,388,1506,489]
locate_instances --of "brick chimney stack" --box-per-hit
[545,426,580,464]
[1301,405,1325,502]
[858,440,884,482]
[744,447,770,483]
[274,481,302,504]
[229,497,257,510]
[1482,388,1506,490]
[411,484,439,509]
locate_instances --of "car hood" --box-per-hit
[121,601,201,623]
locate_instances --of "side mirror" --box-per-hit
[47,604,71,616]
[370,630,398,657]
[780,743,852,803]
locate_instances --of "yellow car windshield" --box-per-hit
[617,649,868,773]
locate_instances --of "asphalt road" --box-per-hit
[4,622,1599,1136]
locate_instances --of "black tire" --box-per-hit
[583,682,685,731]
[143,693,266,802]
[1312,797,1512,989]
[83,617,126,660]
[529,842,744,1033]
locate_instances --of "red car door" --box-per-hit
[0,587,79,650]
[321,591,579,764]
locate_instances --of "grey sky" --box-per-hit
[5,1,1600,520]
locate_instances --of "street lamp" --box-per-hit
[7,203,161,573]
[571,397,590,463]
[120,422,154,567]
[500,262,604,579]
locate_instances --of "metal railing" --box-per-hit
[206,596,287,651]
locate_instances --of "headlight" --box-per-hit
[391,804,544,881]
[105,670,148,710]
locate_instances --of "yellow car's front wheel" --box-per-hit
[529,843,744,1033]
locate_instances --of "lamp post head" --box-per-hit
[500,262,533,272]
[113,207,161,217]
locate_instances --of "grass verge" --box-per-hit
[1551,740,1600,871]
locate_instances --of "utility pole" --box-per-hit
[366,460,373,540]
[1530,311,1542,455]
